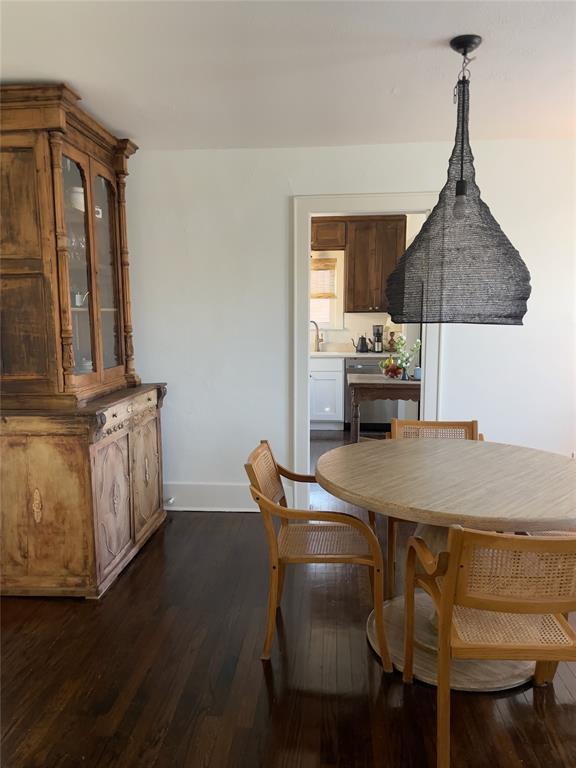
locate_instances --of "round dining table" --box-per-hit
[315,439,576,691]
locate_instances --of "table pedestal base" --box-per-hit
[366,592,535,692]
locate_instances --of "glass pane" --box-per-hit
[62,156,94,374]
[94,175,122,369]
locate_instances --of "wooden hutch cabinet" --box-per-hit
[0,84,166,597]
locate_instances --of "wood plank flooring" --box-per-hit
[1,433,574,767]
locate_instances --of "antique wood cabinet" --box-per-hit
[0,84,166,597]
[345,216,406,313]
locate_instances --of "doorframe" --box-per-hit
[292,192,442,509]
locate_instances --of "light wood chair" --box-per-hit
[245,440,392,670]
[390,419,481,441]
[375,419,484,597]
[403,527,576,768]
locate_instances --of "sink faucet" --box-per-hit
[310,320,320,352]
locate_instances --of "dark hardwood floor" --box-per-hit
[1,436,574,767]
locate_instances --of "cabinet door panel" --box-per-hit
[132,416,161,540]
[0,143,42,258]
[0,436,29,577]
[93,435,132,577]
[91,162,124,379]
[61,152,97,376]
[311,220,346,250]
[345,217,406,313]
[310,372,344,421]
[345,222,381,312]
[25,437,92,577]
[0,134,56,389]
[376,220,406,313]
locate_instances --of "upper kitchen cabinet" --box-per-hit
[311,219,346,250]
[345,216,406,313]
[0,84,140,409]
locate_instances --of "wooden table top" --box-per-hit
[347,375,419,386]
[315,439,576,532]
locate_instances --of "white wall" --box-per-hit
[127,140,575,510]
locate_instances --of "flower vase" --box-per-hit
[401,368,409,381]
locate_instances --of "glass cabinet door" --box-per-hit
[62,156,95,374]
[93,174,122,370]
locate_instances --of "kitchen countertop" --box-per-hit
[310,351,398,358]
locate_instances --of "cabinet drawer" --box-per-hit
[101,389,158,434]
[309,357,344,374]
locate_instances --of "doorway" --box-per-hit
[292,193,441,509]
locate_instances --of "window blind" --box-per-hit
[310,258,337,299]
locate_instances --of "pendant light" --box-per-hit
[386,35,531,325]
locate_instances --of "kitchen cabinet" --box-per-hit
[345,216,406,313]
[0,84,166,597]
[311,219,346,250]
[310,357,344,424]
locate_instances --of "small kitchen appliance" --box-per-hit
[371,325,384,353]
[351,335,370,353]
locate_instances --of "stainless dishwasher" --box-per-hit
[344,357,398,429]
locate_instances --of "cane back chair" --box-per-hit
[403,527,576,768]
[374,419,483,597]
[245,440,392,669]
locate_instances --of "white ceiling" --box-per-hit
[2,1,575,149]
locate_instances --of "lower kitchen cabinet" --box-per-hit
[0,384,166,598]
[310,357,344,424]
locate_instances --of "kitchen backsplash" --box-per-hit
[315,312,403,352]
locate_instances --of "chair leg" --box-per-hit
[368,509,376,530]
[386,517,397,598]
[261,563,279,660]
[277,563,286,603]
[372,564,393,673]
[534,660,559,686]
[437,639,451,768]
[403,571,416,683]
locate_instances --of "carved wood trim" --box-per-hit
[48,131,75,381]
[32,488,43,523]
[115,170,141,387]
[157,384,168,407]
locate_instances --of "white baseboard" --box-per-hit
[163,482,294,512]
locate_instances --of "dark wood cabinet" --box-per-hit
[311,219,346,250]
[345,216,406,313]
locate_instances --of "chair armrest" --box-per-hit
[277,464,316,483]
[405,536,450,578]
[248,485,382,563]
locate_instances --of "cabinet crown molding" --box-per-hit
[0,82,138,157]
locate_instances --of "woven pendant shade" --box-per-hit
[387,79,531,325]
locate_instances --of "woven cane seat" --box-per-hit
[452,606,576,648]
[278,523,371,559]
